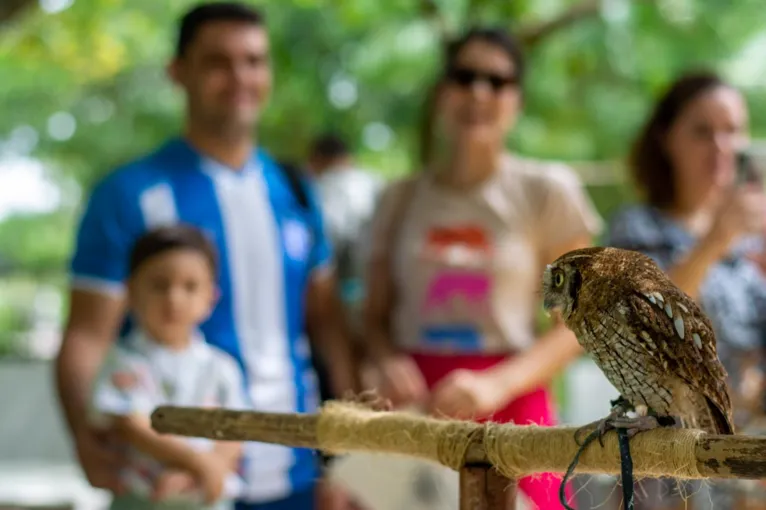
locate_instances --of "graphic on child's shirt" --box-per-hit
[420,225,493,352]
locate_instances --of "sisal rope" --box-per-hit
[316,402,704,479]
[317,401,483,470]
[482,421,704,480]
[151,401,708,478]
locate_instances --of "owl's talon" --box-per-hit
[609,415,661,438]
[596,418,616,447]
[574,416,619,447]
[574,398,635,447]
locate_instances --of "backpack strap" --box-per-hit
[276,160,310,210]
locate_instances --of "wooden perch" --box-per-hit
[151,401,766,481]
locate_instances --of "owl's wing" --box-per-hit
[624,286,734,433]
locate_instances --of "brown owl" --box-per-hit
[542,246,734,438]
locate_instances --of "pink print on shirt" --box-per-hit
[420,225,493,351]
[421,271,491,313]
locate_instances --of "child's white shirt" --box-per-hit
[90,328,249,504]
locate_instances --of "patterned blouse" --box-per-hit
[605,204,766,425]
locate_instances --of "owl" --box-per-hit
[542,246,734,437]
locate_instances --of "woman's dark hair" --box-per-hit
[418,26,525,166]
[630,70,731,208]
[129,224,218,277]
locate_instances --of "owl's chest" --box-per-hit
[572,316,673,411]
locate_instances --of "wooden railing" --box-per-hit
[150,401,766,509]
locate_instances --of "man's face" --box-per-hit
[170,21,272,133]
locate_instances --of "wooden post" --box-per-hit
[459,464,516,510]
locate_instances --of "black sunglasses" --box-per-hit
[446,67,518,91]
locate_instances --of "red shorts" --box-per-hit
[410,351,576,510]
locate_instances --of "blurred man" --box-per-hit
[306,133,385,313]
[55,4,358,509]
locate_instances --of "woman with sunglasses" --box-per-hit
[363,26,602,509]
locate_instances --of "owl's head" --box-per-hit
[542,261,581,320]
[543,246,664,319]
[541,247,608,320]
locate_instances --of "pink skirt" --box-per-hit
[410,351,576,510]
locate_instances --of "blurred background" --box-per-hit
[2,0,766,509]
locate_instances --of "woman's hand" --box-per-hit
[708,185,766,251]
[316,478,369,510]
[747,248,766,275]
[375,353,429,408]
[427,369,506,420]
[152,469,197,501]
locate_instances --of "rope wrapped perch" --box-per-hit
[151,401,766,480]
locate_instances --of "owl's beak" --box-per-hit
[542,296,560,317]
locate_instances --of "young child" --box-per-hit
[89,224,248,510]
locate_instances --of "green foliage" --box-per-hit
[0,212,76,276]
[1,0,765,279]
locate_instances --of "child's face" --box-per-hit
[128,248,217,347]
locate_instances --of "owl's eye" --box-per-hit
[554,272,565,287]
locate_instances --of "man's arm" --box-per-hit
[306,268,362,397]
[56,290,126,435]
[55,171,141,490]
[302,173,363,398]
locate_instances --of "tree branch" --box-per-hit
[420,0,450,41]
[517,0,601,48]
[0,0,36,25]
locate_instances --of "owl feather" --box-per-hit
[542,246,734,435]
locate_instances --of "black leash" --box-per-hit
[559,428,599,510]
[559,427,635,510]
[617,428,635,510]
